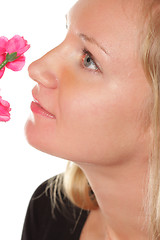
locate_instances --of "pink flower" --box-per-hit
[0,96,11,122]
[0,35,30,78]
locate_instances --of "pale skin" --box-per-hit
[25,0,152,239]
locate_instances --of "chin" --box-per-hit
[24,118,40,149]
[24,123,49,155]
[24,116,61,158]
[24,116,46,151]
[24,113,51,150]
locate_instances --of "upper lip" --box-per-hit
[32,91,56,117]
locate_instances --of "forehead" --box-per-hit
[69,0,142,27]
[68,0,143,55]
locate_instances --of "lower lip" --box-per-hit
[30,101,56,119]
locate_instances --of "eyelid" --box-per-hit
[82,48,102,73]
[83,49,95,63]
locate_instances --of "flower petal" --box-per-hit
[0,96,11,122]
[17,43,30,55]
[6,55,25,71]
[0,53,6,64]
[6,35,30,56]
[6,35,24,54]
[0,115,10,121]
[0,36,8,55]
[0,97,10,108]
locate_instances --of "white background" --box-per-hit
[0,0,76,239]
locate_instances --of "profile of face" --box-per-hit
[25,0,151,166]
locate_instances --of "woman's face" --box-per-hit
[25,0,151,166]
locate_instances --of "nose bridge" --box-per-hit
[28,44,64,89]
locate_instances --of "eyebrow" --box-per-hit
[65,14,109,56]
[78,33,109,56]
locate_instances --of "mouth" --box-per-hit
[30,99,56,119]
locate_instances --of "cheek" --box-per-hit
[58,71,151,164]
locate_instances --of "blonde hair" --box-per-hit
[48,1,160,239]
[141,1,160,239]
[63,162,98,210]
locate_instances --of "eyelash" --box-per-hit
[81,48,101,73]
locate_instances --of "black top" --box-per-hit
[21,179,89,240]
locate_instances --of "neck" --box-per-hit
[78,157,149,240]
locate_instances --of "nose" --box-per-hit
[28,50,59,89]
